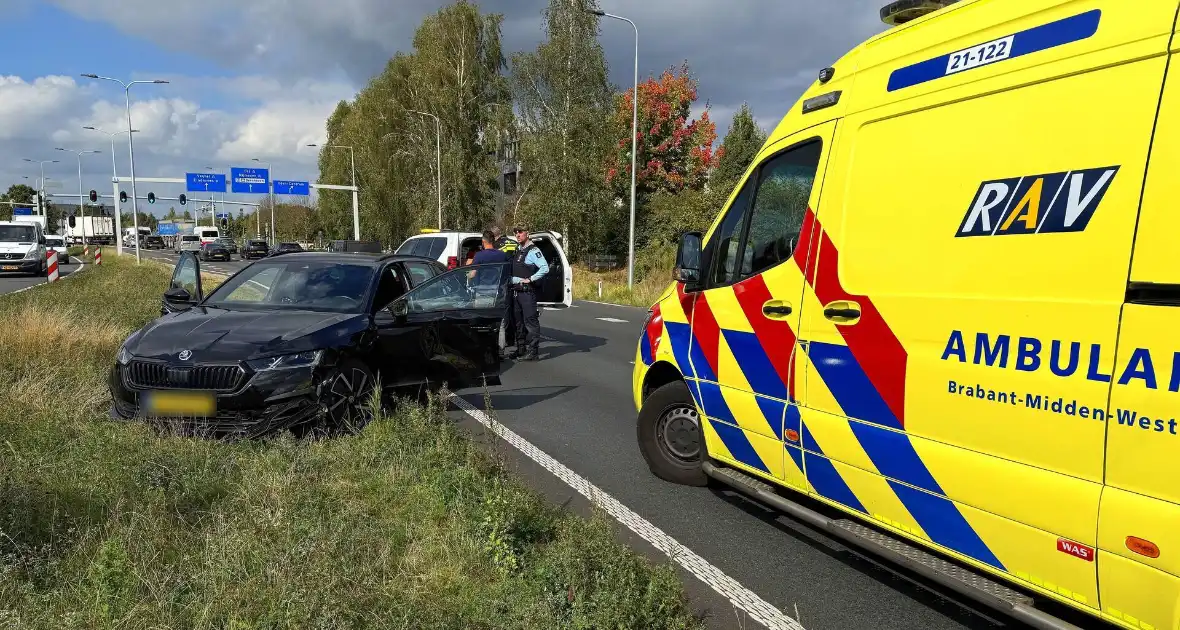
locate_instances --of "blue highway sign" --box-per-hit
[186,172,227,193]
[158,223,179,235]
[231,167,270,194]
[12,207,32,216]
[273,179,310,195]
[216,213,231,219]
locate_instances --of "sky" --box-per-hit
[0,0,885,217]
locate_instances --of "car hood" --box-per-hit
[127,308,367,363]
[0,243,37,253]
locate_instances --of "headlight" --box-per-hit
[116,344,133,366]
[23,247,39,260]
[247,350,323,372]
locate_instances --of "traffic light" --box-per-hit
[147,192,156,205]
[68,215,76,228]
[221,218,228,229]
[88,190,97,203]
[178,194,187,206]
[119,191,128,203]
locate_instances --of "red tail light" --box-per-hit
[447,256,459,269]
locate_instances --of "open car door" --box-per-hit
[384,262,508,388]
[530,230,572,308]
[160,251,203,315]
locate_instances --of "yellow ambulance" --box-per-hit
[633,1,1180,628]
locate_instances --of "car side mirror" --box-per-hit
[674,232,703,287]
[163,286,194,308]
[38,236,46,245]
[392,298,409,318]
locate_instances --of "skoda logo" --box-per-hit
[178,350,192,361]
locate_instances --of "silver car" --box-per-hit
[176,235,202,254]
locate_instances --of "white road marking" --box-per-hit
[448,394,804,630]
[596,317,629,323]
[579,299,647,309]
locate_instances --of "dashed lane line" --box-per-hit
[595,317,629,323]
[448,394,805,630]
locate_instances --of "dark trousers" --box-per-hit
[513,288,540,355]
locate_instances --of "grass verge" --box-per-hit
[573,265,672,308]
[0,255,703,629]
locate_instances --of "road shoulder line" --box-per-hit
[448,393,805,630]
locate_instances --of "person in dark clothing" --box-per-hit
[469,231,512,355]
[509,226,548,361]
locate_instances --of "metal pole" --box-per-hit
[108,134,122,255]
[627,19,639,290]
[76,156,86,250]
[124,88,141,263]
[350,148,360,240]
[591,11,639,289]
[39,163,46,217]
[434,119,442,229]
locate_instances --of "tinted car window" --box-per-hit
[0,226,37,242]
[404,261,439,286]
[422,237,447,260]
[740,140,822,279]
[205,261,375,312]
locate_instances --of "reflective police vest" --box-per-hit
[495,236,518,255]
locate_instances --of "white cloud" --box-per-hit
[0,73,353,205]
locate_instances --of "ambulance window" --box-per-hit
[708,183,754,286]
[740,140,822,279]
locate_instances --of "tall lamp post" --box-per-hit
[204,166,222,228]
[408,111,443,229]
[22,158,59,217]
[83,126,139,256]
[56,148,101,250]
[81,74,169,264]
[587,9,639,289]
[306,143,359,240]
[252,158,274,243]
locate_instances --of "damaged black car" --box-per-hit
[109,250,509,438]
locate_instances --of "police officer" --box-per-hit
[509,226,548,361]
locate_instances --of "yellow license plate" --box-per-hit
[1,265,18,271]
[141,391,216,417]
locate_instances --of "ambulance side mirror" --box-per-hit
[674,232,703,287]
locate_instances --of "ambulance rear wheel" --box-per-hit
[638,380,707,486]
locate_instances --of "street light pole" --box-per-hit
[252,158,274,243]
[82,74,169,264]
[587,9,639,289]
[22,159,59,218]
[307,143,359,240]
[56,148,101,251]
[409,111,443,229]
[83,126,139,256]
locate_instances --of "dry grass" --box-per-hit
[0,254,703,629]
[573,266,674,308]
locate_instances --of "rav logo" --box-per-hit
[956,167,1119,238]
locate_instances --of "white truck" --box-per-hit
[65,215,115,245]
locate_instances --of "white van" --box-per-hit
[193,226,219,244]
[0,221,47,276]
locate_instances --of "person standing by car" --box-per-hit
[509,226,548,361]
[468,230,511,355]
[492,225,518,256]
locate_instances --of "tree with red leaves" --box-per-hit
[607,62,718,203]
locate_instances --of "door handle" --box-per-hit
[762,300,793,318]
[823,301,861,323]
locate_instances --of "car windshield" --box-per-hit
[0,226,37,242]
[181,236,199,242]
[45,238,63,247]
[204,260,376,312]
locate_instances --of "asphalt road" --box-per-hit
[448,301,1044,630]
[135,248,253,276]
[0,257,81,296]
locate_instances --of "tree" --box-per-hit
[713,103,767,188]
[607,63,719,204]
[314,0,510,247]
[0,184,37,220]
[181,210,193,222]
[511,0,615,260]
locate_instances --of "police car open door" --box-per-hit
[529,230,572,308]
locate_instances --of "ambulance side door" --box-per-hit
[686,122,837,491]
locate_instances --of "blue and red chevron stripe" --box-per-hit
[795,208,908,426]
